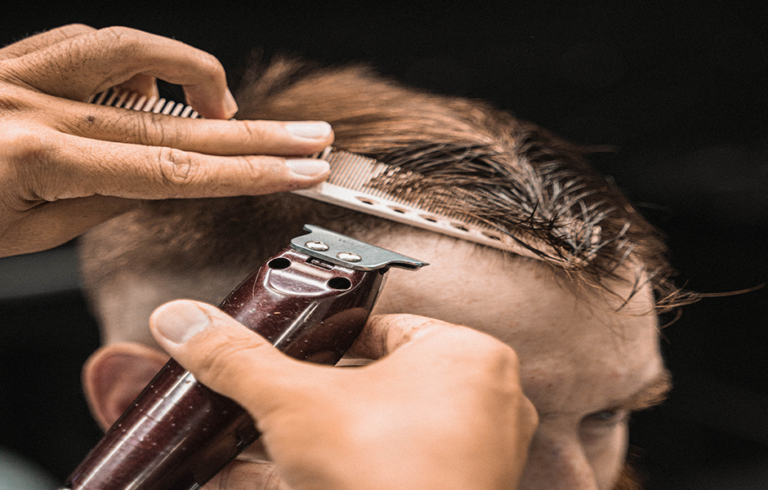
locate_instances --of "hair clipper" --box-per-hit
[61,225,426,490]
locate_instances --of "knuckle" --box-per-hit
[0,85,30,112]
[196,52,226,81]
[237,155,265,181]
[140,114,170,146]
[397,316,444,340]
[492,339,520,366]
[155,118,186,147]
[442,327,520,372]
[156,148,198,190]
[4,127,55,168]
[98,26,143,57]
[57,24,96,37]
[393,313,449,332]
[1,127,59,199]
[132,115,154,145]
[524,397,539,429]
[496,348,522,381]
[121,113,168,147]
[240,121,269,142]
[212,461,281,490]
[480,338,520,372]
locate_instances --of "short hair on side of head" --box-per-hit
[79,55,693,346]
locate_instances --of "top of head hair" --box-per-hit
[79,54,696,339]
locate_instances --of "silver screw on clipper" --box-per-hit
[305,241,329,251]
[291,225,428,271]
[337,252,362,262]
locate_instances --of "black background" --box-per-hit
[0,2,766,488]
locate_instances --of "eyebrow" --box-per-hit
[616,369,673,412]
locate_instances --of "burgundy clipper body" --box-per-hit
[62,225,426,490]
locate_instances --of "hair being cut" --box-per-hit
[79,54,680,490]
[81,56,690,318]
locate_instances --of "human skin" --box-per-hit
[0,25,333,257]
[88,228,664,490]
[250,232,661,490]
[369,232,666,490]
[152,305,538,490]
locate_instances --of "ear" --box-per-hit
[82,342,169,430]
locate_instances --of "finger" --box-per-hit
[0,24,95,61]
[207,460,291,490]
[31,133,330,200]
[149,300,319,420]
[9,27,235,118]
[347,314,460,359]
[46,96,333,156]
[0,196,136,257]
[114,74,159,100]
[349,314,518,369]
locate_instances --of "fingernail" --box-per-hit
[154,301,211,344]
[285,121,332,140]
[225,89,238,116]
[286,158,330,177]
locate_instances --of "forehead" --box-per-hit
[369,230,663,407]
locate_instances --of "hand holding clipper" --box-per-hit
[62,225,426,490]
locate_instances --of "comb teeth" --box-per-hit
[89,89,546,259]
[87,88,200,118]
[294,152,544,258]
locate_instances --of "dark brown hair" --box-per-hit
[81,56,691,312]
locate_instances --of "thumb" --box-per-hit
[149,300,311,420]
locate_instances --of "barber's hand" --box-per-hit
[150,301,538,490]
[0,25,333,257]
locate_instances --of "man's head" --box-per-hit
[79,58,685,489]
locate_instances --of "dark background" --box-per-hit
[1,2,766,488]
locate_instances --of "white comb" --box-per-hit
[87,89,199,118]
[89,88,544,259]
